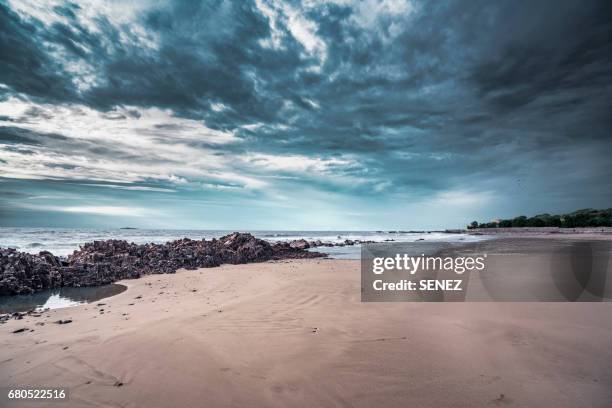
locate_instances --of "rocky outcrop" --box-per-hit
[0,249,63,296]
[305,238,375,248]
[289,239,310,250]
[1,233,325,296]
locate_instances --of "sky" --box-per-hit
[0,0,611,230]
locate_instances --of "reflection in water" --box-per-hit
[0,284,127,313]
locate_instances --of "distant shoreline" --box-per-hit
[462,227,612,234]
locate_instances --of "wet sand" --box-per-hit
[1,255,612,407]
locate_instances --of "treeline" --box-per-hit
[468,208,612,229]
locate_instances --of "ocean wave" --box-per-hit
[26,242,45,248]
[260,233,297,237]
[0,228,492,258]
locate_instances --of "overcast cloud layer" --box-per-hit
[1,0,611,229]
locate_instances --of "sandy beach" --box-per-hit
[2,239,612,408]
[2,0,611,405]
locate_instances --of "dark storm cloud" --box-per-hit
[468,2,612,111]
[1,0,611,227]
[0,3,77,102]
[0,126,42,145]
[79,1,310,127]
[0,126,69,145]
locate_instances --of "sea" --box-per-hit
[0,227,490,259]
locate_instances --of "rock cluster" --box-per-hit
[1,233,324,296]
[297,238,376,249]
[0,249,63,296]
[0,310,43,324]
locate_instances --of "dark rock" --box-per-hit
[289,239,310,250]
[293,238,377,249]
[0,248,63,295]
[12,327,28,333]
[1,233,325,295]
[55,319,72,324]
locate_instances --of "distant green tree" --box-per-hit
[526,217,545,227]
[511,216,527,227]
[549,215,562,227]
[574,213,590,227]
[562,216,575,228]
[469,208,612,229]
[535,213,552,226]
